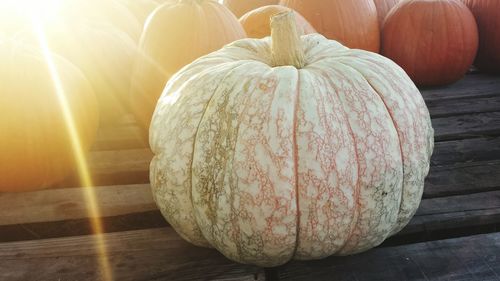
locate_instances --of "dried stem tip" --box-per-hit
[270,11,305,68]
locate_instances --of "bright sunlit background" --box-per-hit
[0,1,144,280]
[0,0,231,279]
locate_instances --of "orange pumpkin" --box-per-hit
[130,0,246,135]
[281,0,380,52]
[240,5,315,38]
[223,0,280,18]
[0,41,99,192]
[461,0,500,73]
[382,0,478,86]
[373,0,400,28]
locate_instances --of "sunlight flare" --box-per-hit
[30,13,113,281]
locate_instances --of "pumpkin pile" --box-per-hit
[2,0,498,268]
[0,0,153,191]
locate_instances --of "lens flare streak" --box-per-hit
[31,16,113,281]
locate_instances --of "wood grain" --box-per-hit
[431,137,500,166]
[432,112,500,142]
[276,232,500,280]
[421,73,500,101]
[404,190,500,237]
[0,184,156,226]
[424,160,500,198]
[92,124,147,151]
[57,149,153,188]
[427,95,500,118]
[0,228,264,281]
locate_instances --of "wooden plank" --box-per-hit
[421,74,500,101]
[427,95,500,118]
[389,190,500,244]
[431,137,500,166]
[433,112,500,141]
[0,184,157,226]
[417,190,500,217]
[0,228,264,281]
[57,149,152,188]
[397,191,500,238]
[276,232,500,281]
[91,124,147,151]
[424,160,500,198]
[402,190,500,236]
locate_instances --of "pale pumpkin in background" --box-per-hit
[0,41,99,192]
[461,0,500,73]
[150,12,433,266]
[382,0,478,86]
[130,0,246,136]
[239,5,315,38]
[280,0,380,52]
[119,0,161,26]
[16,22,138,125]
[373,0,400,28]
[52,0,143,42]
[1,0,141,42]
[223,0,280,18]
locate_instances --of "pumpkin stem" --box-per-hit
[271,11,305,68]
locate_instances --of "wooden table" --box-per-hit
[1,73,500,281]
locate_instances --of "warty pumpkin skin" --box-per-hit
[223,0,280,18]
[382,0,478,86]
[0,41,99,192]
[280,0,380,52]
[461,0,500,73]
[239,5,316,38]
[373,0,401,28]
[130,0,246,136]
[150,12,434,266]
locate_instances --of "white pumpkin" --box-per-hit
[150,12,433,266]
